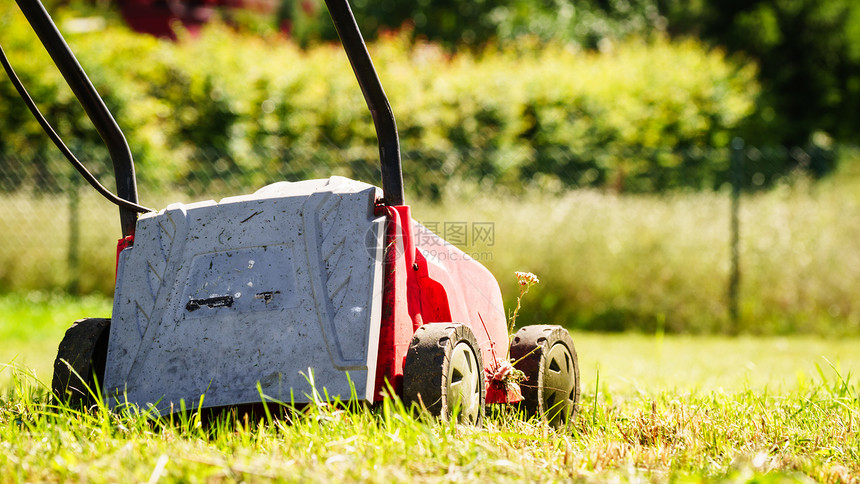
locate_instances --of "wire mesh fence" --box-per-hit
[0,140,832,300]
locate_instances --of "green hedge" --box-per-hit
[0,5,758,197]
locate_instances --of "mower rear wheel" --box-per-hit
[52,318,110,409]
[403,323,484,425]
[510,325,580,427]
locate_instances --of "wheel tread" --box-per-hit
[403,323,484,425]
[510,324,580,427]
[51,318,110,409]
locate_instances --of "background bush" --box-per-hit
[1,7,759,196]
[19,0,858,154]
[276,0,860,148]
[275,0,667,49]
[272,0,860,149]
[657,0,860,147]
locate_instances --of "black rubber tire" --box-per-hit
[510,325,580,427]
[403,323,484,425]
[52,318,110,409]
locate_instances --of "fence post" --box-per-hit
[67,175,80,295]
[728,137,744,332]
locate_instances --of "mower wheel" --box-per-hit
[403,323,484,425]
[510,325,580,427]
[52,318,110,409]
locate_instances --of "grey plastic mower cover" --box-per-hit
[104,176,386,412]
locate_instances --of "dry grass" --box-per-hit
[3,168,860,335]
[417,171,860,335]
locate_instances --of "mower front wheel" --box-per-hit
[52,318,110,409]
[403,323,484,425]
[510,325,580,427]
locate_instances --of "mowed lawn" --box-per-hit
[1,292,858,482]
[2,292,858,394]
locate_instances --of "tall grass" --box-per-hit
[420,171,860,335]
[0,192,118,294]
[2,169,860,334]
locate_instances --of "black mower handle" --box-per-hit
[14,0,404,225]
[325,0,405,206]
[15,0,141,237]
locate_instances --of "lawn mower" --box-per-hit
[2,0,580,426]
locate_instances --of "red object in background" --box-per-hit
[116,0,279,39]
[117,0,235,39]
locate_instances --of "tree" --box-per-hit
[658,0,860,145]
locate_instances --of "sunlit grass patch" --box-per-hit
[0,292,112,388]
[2,300,859,482]
[0,363,857,482]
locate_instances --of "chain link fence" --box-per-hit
[0,141,832,298]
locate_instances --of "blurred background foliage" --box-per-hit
[0,0,778,198]
[280,0,860,148]
[3,0,860,334]
[1,0,857,195]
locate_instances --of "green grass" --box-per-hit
[1,294,859,482]
[4,291,859,396]
[0,292,112,388]
[2,377,857,483]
